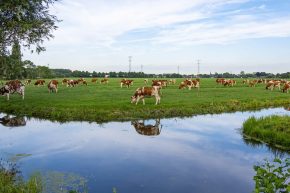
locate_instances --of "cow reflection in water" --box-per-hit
[0,116,26,127]
[131,119,162,136]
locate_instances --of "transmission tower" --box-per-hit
[128,56,132,73]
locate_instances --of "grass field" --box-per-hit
[0,78,289,122]
[242,115,290,150]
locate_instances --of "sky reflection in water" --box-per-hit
[0,108,289,193]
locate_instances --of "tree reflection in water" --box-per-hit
[0,115,26,127]
[131,119,162,136]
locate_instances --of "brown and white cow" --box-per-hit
[100,78,109,84]
[179,79,200,90]
[67,79,78,87]
[266,81,281,91]
[131,86,161,105]
[0,80,25,100]
[34,79,45,86]
[120,79,133,88]
[144,79,148,84]
[48,80,58,93]
[62,79,68,85]
[91,78,98,83]
[25,79,31,85]
[282,83,290,93]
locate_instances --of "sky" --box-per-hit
[23,0,290,74]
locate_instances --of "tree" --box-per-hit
[8,41,24,79]
[0,0,60,54]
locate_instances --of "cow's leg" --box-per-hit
[156,96,161,104]
[136,96,140,105]
[142,98,145,105]
[6,93,9,101]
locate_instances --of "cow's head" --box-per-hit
[0,85,10,95]
[131,95,137,103]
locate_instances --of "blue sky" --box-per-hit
[23,0,290,74]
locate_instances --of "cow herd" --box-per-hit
[0,77,289,103]
[216,78,290,93]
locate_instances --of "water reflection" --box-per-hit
[0,108,289,193]
[242,136,288,157]
[131,119,162,136]
[0,115,26,127]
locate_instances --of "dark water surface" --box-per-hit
[0,108,289,193]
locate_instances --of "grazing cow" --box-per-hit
[169,79,176,85]
[25,79,31,85]
[100,78,109,84]
[62,79,68,85]
[266,81,281,91]
[131,86,161,105]
[82,80,88,86]
[0,80,25,100]
[48,80,58,93]
[152,80,162,87]
[120,79,133,88]
[34,79,45,86]
[179,79,200,90]
[222,79,235,87]
[144,79,148,84]
[282,83,290,93]
[242,79,250,84]
[91,78,98,83]
[67,80,77,87]
[216,78,225,85]
[131,119,161,136]
[248,81,257,87]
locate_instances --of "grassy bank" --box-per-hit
[242,115,290,150]
[0,78,289,122]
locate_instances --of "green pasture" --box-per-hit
[0,78,289,122]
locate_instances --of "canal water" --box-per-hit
[0,108,289,193]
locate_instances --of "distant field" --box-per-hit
[0,78,289,122]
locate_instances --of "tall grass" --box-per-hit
[242,115,290,150]
[0,78,289,122]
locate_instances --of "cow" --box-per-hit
[248,81,257,87]
[0,80,25,100]
[242,79,250,84]
[266,81,281,91]
[282,83,290,93]
[34,79,45,86]
[25,79,31,85]
[62,79,68,85]
[131,119,161,136]
[82,80,88,86]
[216,78,225,85]
[120,79,133,88]
[100,78,109,84]
[67,80,77,87]
[91,78,98,83]
[131,86,161,105]
[144,79,148,84]
[169,79,176,85]
[179,79,200,90]
[48,80,58,93]
[222,79,236,87]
